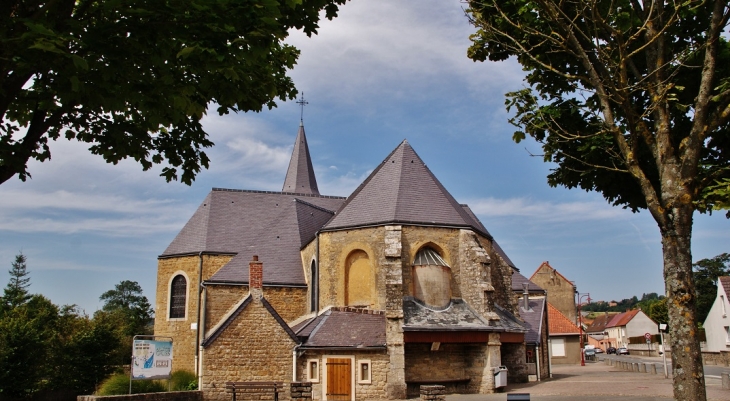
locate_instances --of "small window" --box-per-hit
[358,360,372,384]
[307,359,319,383]
[169,275,187,319]
[725,326,730,343]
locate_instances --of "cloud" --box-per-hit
[286,0,524,105]
[465,196,625,222]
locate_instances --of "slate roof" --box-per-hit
[282,123,320,195]
[586,312,614,333]
[322,140,492,238]
[511,269,546,293]
[403,296,521,332]
[294,308,386,349]
[162,189,345,285]
[547,302,580,335]
[517,298,546,344]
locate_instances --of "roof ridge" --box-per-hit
[294,198,338,214]
[212,187,345,199]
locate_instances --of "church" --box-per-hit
[153,116,529,400]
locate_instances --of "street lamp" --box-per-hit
[577,293,591,366]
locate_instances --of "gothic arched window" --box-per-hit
[169,275,187,319]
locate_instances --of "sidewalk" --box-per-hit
[444,358,729,401]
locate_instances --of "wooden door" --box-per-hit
[326,358,351,401]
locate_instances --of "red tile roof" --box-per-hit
[606,310,640,328]
[548,302,580,335]
[720,276,730,297]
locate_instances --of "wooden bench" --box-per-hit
[225,381,284,401]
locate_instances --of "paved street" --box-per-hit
[443,357,730,401]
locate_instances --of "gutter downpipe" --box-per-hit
[195,251,203,376]
[535,343,540,381]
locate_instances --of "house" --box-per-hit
[604,310,658,350]
[547,303,581,364]
[586,312,619,351]
[702,276,730,352]
[529,262,577,324]
[511,269,550,380]
[154,120,528,400]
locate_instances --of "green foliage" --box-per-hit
[1,252,31,310]
[170,370,197,391]
[467,0,730,214]
[693,253,730,324]
[648,298,669,326]
[0,0,348,186]
[0,295,58,398]
[96,373,166,396]
[99,280,153,336]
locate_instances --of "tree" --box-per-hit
[2,252,31,310]
[693,253,730,324]
[99,280,153,336]
[1,0,347,186]
[466,1,730,399]
[0,295,58,398]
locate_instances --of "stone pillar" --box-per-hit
[639,363,646,373]
[291,382,312,401]
[650,364,657,374]
[721,372,730,390]
[384,226,406,400]
[420,385,446,401]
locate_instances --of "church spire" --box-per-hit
[282,94,319,195]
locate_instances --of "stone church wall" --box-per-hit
[154,254,234,373]
[204,285,307,330]
[201,296,297,401]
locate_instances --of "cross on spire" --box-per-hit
[296,92,308,124]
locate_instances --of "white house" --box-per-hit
[605,309,658,349]
[703,276,730,352]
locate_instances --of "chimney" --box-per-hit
[249,255,263,300]
[522,283,530,311]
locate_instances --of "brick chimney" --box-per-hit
[249,255,263,300]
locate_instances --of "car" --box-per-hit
[617,347,630,355]
[594,347,604,353]
[606,347,617,354]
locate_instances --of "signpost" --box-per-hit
[130,335,173,394]
[659,324,668,378]
[645,332,652,354]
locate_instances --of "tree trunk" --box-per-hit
[662,205,706,401]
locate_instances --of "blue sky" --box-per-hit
[1,1,728,314]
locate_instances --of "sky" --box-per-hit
[1,1,728,314]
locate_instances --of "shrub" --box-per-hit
[170,370,197,391]
[96,373,166,395]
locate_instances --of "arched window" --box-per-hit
[412,246,451,308]
[169,275,187,319]
[310,260,318,312]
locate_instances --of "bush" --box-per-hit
[170,370,197,391]
[96,373,166,395]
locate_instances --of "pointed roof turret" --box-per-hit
[323,140,491,237]
[282,122,320,195]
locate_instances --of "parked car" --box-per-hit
[594,347,604,353]
[617,347,630,355]
[606,347,617,354]
[584,348,596,361]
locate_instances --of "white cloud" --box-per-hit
[465,196,625,222]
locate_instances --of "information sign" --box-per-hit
[131,338,173,380]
